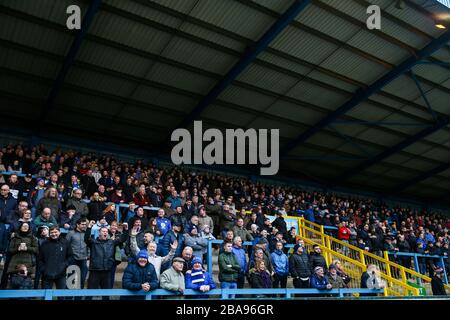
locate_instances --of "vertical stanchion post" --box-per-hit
[413,255,422,286]
[44,290,53,300]
[207,240,213,273]
[440,257,448,284]
[384,251,392,279]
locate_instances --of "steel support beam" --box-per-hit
[391,161,450,193]
[171,0,312,132]
[37,0,102,126]
[280,29,450,157]
[332,115,450,186]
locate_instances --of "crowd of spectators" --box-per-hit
[0,142,448,296]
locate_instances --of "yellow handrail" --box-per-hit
[298,218,432,283]
[300,236,418,296]
[297,218,434,295]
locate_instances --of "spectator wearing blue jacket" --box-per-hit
[122,249,159,299]
[168,190,182,210]
[185,257,216,297]
[310,266,332,290]
[231,236,247,289]
[305,205,315,223]
[159,222,185,271]
[271,241,289,288]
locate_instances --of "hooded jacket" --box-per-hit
[271,250,289,276]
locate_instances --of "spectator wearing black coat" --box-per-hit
[10,264,33,290]
[59,205,80,232]
[309,244,327,273]
[84,220,128,290]
[88,192,106,222]
[431,267,447,296]
[289,244,311,288]
[38,226,73,289]
[272,212,287,237]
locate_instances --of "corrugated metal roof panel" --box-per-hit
[0,47,60,80]
[131,86,197,113]
[296,5,360,42]
[180,23,247,52]
[90,11,172,55]
[106,0,183,27]
[77,41,152,78]
[146,62,215,95]
[0,13,72,56]
[383,1,445,38]
[265,100,324,125]
[382,75,429,100]
[270,26,339,65]
[201,104,256,127]
[251,0,295,14]
[0,74,50,100]
[320,48,388,84]
[246,117,302,138]
[189,0,275,40]
[65,67,137,98]
[307,69,358,92]
[346,30,409,65]
[148,0,202,14]
[412,89,450,115]
[55,89,123,115]
[285,80,349,111]
[412,64,450,85]
[236,63,298,95]
[1,0,84,26]
[430,47,450,62]
[324,0,368,22]
[162,37,238,75]
[257,51,314,76]
[218,86,276,111]
[346,102,392,120]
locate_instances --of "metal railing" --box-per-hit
[0,288,384,300]
[297,218,431,296]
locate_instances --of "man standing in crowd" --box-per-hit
[38,226,73,289]
[218,242,241,296]
[84,220,128,291]
[66,218,89,289]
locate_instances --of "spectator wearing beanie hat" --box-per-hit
[122,249,158,298]
[185,257,216,295]
[184,224,208,260]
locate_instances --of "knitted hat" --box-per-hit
[192,257,202,265]
[137,249,148,260]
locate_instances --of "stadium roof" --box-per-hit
[0,0,449,205]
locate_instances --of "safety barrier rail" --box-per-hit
[386,251,448,284]
[297,218,432,296]
[0,288,385,300]
[299,236,418,296]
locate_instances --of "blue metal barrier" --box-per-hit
[388,251,448,284]
[0,288,384,300]
[207,240,294,274]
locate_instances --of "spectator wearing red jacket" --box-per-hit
[133,185,151,207]
[338,221,351,256]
